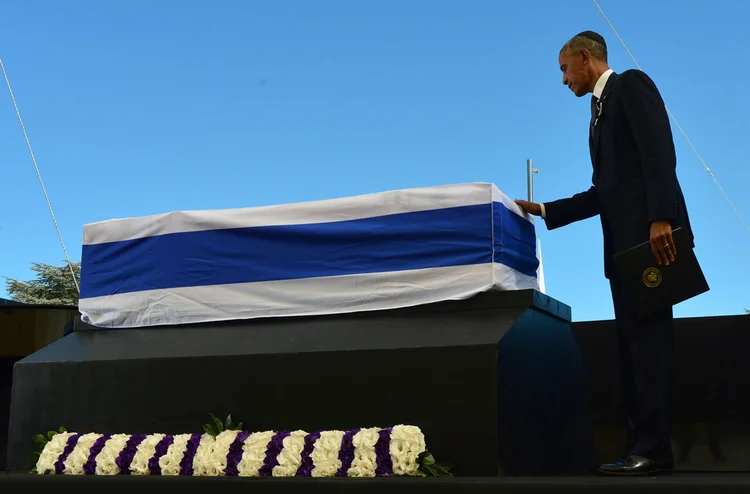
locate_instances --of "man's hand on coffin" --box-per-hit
[513,199,542,216]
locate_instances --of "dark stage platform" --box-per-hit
[6,290,591,476]
[1,473,749,494]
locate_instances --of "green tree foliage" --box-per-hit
[4,261,80,305]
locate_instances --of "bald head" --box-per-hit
[558,31,610,97]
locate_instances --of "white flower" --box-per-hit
[160,434,192,476]
[36,432,74,475]
[310,430,345,477]
[130,434,165,475]
[192,434,217,476]
[63,433,102,475]
[237,431,275,477]
[96,434,130,475]
[348,428,379,477]
[389,425,426,476]
[272,430,307,477]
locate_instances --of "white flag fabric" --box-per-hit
[537,238,547,295]
[79,183,540,328]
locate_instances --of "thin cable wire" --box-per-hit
[1,59,80,293]
[592,0,750,234]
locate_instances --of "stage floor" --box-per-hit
[1,473,749,493]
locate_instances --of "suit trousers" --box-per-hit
[609,273,675,464]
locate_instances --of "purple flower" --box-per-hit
[83,434,112,475]
[375,427,393,477]
[259,431,290,476]
[335,429,359,477]
[224,431,251,477]
[295,431,322,477]
[148,434,175,475]
[54,433,81,475]
[115,434,147,475]
[178,433,203,476]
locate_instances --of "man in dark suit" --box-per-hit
[515,31,694,476]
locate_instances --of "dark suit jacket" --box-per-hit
[543,69,693,278]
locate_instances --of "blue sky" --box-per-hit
[1,0,748,321]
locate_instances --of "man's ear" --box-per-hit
[580,49,590,65]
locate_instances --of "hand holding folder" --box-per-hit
[612,227,709,318]
[648,220,677,267]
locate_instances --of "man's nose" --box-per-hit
[562,75,569,85]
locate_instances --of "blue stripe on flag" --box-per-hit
[493,203,539,277]
[80,204,485,298]
[80,202,537,299]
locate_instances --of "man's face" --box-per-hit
[559,49,592,97]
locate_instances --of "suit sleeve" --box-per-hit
[543,185,600,230]
[618,70,679,224]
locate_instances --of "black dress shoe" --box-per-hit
[598,455,674,476]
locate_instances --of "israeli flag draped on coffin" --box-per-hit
[79,183,540,328]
